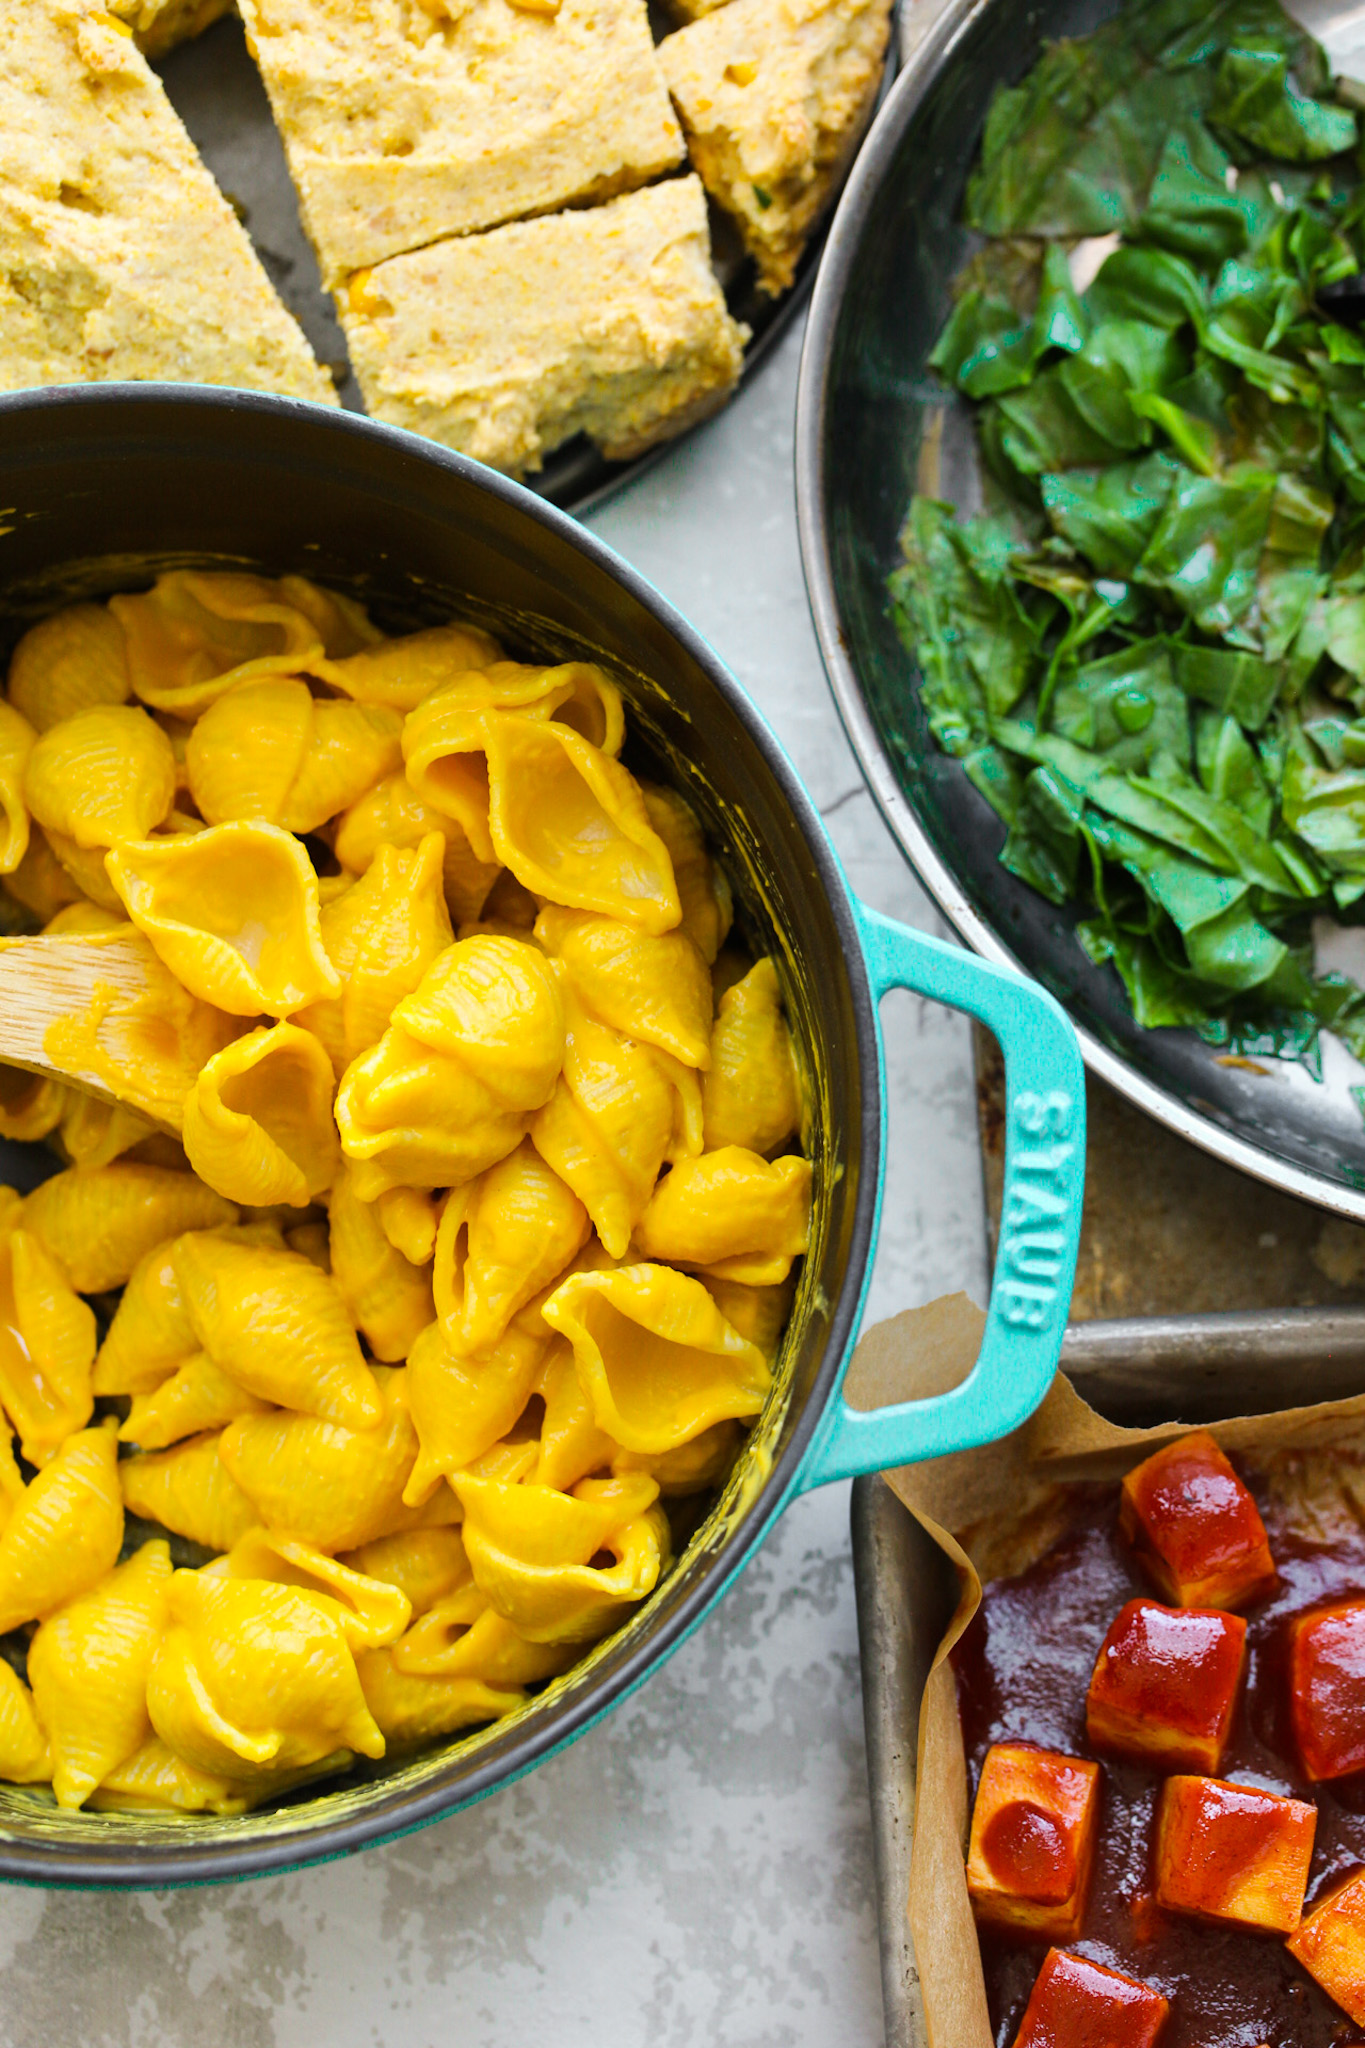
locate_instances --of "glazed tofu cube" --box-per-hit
[1289,1599,1365,1782]
[1287,1869,1365,2026]
[1012,1948,1169,2048]
[1153,1776,1316,1934]
[1119,1430,1275,1611]
[965,1744,1101,1942]
[1086,1599,1245,1773]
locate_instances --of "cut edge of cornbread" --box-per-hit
[238,0,687,284]
[659,0,892,295]
[0,2,337,404]
[336,176,748,478]
[108,0,234,57]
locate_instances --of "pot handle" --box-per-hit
[796,905,1085,1491]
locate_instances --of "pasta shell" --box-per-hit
[0,1427,23,1536]
[333,771,501,925]
[110,572,331,718]
[182,1024,340,1208]
[434,1139,589,1357]
[543,1263,770,1454]
[218,1367,444,1552]
[0,1227,96,1466]
[339,1527,471,1620]
[184,677,312,826]
[535,906,711,1067]
[186,682,403,837]
[286,1219,331,1269]
[335,936,564,1200]
[404,1320,545,1503]
[613,1420,744,1497]
[452,1470,668,1645]
[323,620,505,713]
[24,706,175,850]
[402,661,625,865]
[328,1169,435,1364]
[7,603,130,732]
[0,1064,66,1143]
[483,715,680,932]
[702,959,801,1156]
[297,834,453,1076]
[107,821,342,1018]
[635,1148,813,1285]
[3,830,82,922]
[0,1661,50,1786]
[147,1569,385,1785]
[21,1163,237,1294]
[43,903,126,935]
[700,1272,795,1361]
[354,1649,522,1752]
[120,1351,272,1450]
[0,702,34,877]
[54,1094,156,1171]
[531,1338,618,1492]
[0,1425,123,1634]
[40,826,123,911]
[640,784,733,964]
[282,701,404,836]
[27,1539,172,1809]
[208,1528,412,1650]
[94,1228,203,1396]
[87,1736,248,1816]
[377,1186,442,1266]
[530,988,702,1259]
[275,576,381,662]
[119,1431,260,1553]
[173,1232,381,1429]
[399,700,494,863]
[393,1581,574,1686]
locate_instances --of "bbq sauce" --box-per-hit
[951,1476,1365,2046]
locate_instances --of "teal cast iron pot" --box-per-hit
[0,385,1085,1887]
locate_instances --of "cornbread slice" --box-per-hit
[338,177,748,478]
[108,0,233,57]
[236,0,687,285]
[0,3,336,402]
[659,0,890,294]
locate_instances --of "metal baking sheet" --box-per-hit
[852,1313,1365,2048]
[156,8,902,513]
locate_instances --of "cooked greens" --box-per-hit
[891,0,1365,1062]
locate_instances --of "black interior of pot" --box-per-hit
[0,385,879,1884]
[817,0,1365,1197]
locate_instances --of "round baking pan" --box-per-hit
[795,0,1365,1221]
[0,382,1082,1885]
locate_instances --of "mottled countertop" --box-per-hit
[0,328,990,2048]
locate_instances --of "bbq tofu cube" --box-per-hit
[1290,1599,1365,1782]
[1119,1431,1275,1611]
[1086,1599,1245,1773]
[966,1744,1101,1941]
[1012,1948,1169,2048]
[1153,1776,1316,1934]
[1287,1869,1365,2026]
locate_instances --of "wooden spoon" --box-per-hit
[0,927,243,1132]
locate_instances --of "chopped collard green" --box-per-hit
[890,0,1365,1064]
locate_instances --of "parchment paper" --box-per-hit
[842,1296,1365,2048]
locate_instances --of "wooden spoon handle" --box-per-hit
[0,928,243,1130]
